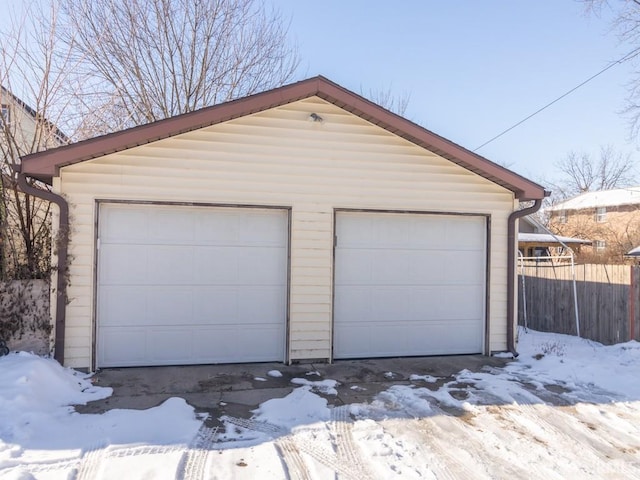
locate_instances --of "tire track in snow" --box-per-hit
[380,402,535,479]
[106,444,183,459]
[293,433,370,480]
[295,438,362,480]
[330,405,374,480]
[76,444,104,480]
[406,417,487,480]
[176,424,219,480]
[502,404,640,478]
[220,415,285,436]
[1,458,80,477]
[275,437,312,480]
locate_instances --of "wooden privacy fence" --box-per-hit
[518,263,640,345]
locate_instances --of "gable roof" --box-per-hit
[17,76,547,200]
[548,186,640,211]
[1,85,69,144]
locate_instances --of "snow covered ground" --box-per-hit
[1,328,639,479]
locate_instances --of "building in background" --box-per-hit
[518,215,590,262]
[547,187,640,264]
[1,86,67,279]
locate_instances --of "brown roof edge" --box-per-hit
[20,75,547,200]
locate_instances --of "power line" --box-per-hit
[473,49,639,152]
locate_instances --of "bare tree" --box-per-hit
[549,145,637,200]
[0,1,78,279]
[363,85,411,116]
[1,0,300,280]
[60,0,299,133]
[582,0,640,136]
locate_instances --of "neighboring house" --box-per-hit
[18,76,547,370]
[0,86,67,279]
[518,215,590,260]
[0,85,67,160]
[548,187,640,263]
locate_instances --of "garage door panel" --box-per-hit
[191,287,239,321]
[147,246,196,284]
[237,286,287,321]
[97,204,288,367]
[371,251,411,285]
[148,328,194,363]
[405,320,482,354]
[238,248,288,284]
[196,214,240,244]
[99,286,147,326]
[439,251,484,284]
[99,245,149,284]
[371,287,412,321]
[100,208,149,243]
[368,324,407,354]
[334,286,372,322]
[150,211,196,243]
[195,248,241,284]
[334,325,370,357]
[375,218,410,246]
[408,253,446,284]
[335,320,483,358]
[99,328,147,366]
[336,215,374,248]
[191,325,285,363]
[445,217,486,248]
[408,219,446,248]
[334,212,485,358]
[238,214,288,245]
[146,287,195,325]
[409,286,483,320]
[335,250,373,284]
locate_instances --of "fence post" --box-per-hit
[631,266,637,342]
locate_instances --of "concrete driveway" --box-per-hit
[76,355,509,425]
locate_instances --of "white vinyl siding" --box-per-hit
[57,96,514,368]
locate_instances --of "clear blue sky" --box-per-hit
[275,0,637,187]
[2,1,635,189]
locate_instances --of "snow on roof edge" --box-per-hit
[548,186,640,211]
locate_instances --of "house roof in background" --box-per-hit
[17,76,547,201]
[626,246,640,257]
[518,233,591,245]
[548,187,640,211]
[0,85,68,143]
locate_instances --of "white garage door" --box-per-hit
[97,203,288,367]
[334,211,486,358]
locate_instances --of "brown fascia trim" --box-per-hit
[15,167,69,365]
[19,76,547,201]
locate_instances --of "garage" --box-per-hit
[19,76,548,369]
[334,211,486,358]
[96,203,289,367]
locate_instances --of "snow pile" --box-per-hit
[0,353,201,474]
[253,386,331,430]
[0,352,110,410]
[0,352,111,445]
[290,377,339,395]
[514,327,640,400]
